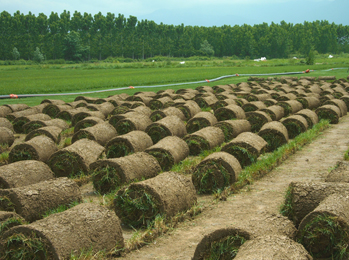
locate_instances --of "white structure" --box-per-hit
[329,55,333,58]
[261,57,267,61]
[180,61,185,64]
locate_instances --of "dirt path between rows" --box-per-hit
[114,115,349,260]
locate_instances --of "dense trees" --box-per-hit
[0,10,348,61]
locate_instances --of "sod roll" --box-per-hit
[114,114,152,135]
[149,96,173,110]
[114,171,197,227]
[12,113,51,134]
[6,108,42,122]
[72,122,117,146]
[325,161,349,183]
[281,181,349,226]
[1,203,124,259]
[324,99,348,117]
[90,152,161,194]
[145,136,189,171]
[260,105,285,121]
[56,107,89,122]
[48,139,104,178]
[25,126,63,144]
[245,111,272,133]
[242,101,267,112]
[9,135,58,163]
[0,177,82,222]
[192,151,242,194]
[234,235,312,260]
[71,110,105,126]
[184,126,225,156]
[214,119,251,142]
[281,115,309,139]
[0,127,15,147]
[108,111,142,128]
[194,95,218,108]
[0,118,14,132]
[3,104,29,113]
[0,106,12,118]
[145,115,187,144]
[258,121,289,152]
[214,104,246,121]
[211,98,237,111]
[176,100,202,120]
[149,107,186,122]
[42,104,72,118]
[296,96,321,110]
[0,211,26,236]
[263,98,278,107]
[315,104,341,124]
[86,102,114,117]
[277,100,303,117]
[295,109,319,129]
[73,116,105,133]
[297,193,349,259]
[186,112,218,134]
[221,132,267,168]
[128,105,153,117]
[23,118,69,134]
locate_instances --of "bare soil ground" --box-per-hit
[102,115,349,260]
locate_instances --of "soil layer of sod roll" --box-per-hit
[281,115,309,139]
[114,114,152,135]
[105,131,153,158]
[145,115,187,144]
[23,118,69,134]
[281,181,349,227]
[214,119,251,142]
[315,104,341,124]
[114,171,197,227]
[145,136,189,171]
[214,104,246,121]
[48,139,105,178]
[12,113,52,134]
[0,160,54,189]
[25,126,63,144]
[0,177,82,222]
[0,127,15,147]
[90,152,161,194]
[295,109,319,129]
[297,193,349,259]
[192,227,251,260]
[73,116,105,133]
[245,111,272,133]
[72,122,117,146]
[1,203,124,259]
[258,121,289,152]
[184,126,225,156]
[186,112,218,134]
[260,105,285,121]
[234,235,312,260]
[150,107,186,122]
[0,211,26,235]
[192,151,242,194]
[221,132,267,168]
[9,135,58,163]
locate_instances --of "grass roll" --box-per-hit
[295,109,319,129]
[73,116,105,133]
[214,119,251,142]
[150,107,186,122]
[0,211,26,236]
[25,126,63,144]
[56,107,89,122]
[245,111,272,133]
[42,104,72,118]
[176,100,202,120]
[316,105,341,124]
[0,127,14,147]
[214,104,246,121]
[149,96,173,110]
[242,101,267,112]
[324,99,348,117]
[114,114,152,135]
[194,95,218,109]
[258,121,289,152]
[72,122,117,146]
[211,98,237,111]
[260,105,285,121]
[23,118,69,134]
[12,113,51,134]
[296,96,321,110]
[281,115,308,139]
[186,112,218,134]
[277,100,303,117]
[71,110,105,126]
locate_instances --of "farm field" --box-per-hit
[0,58,349,259]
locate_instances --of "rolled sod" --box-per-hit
[192,227,250,260]
[214,104,246,121]
[184,126,225,156]
[315,105,341,124]
[214,119,251,142]
[211,98,237,111]
[71,110,105,126]
[324,99,348,117]
[150,107,186,122]
[296,96,321,110]
[196,85,214,93]
[110,105,130,116]
[0,127,15,147]
[320,94,334,105]
[194,95,218,109]
[74,96,99,103]
[277,100,303,117]
[325,161,349,183]
[192,151,242,194]
[108,111,142,127]
[295,109,319,129]
[56,107,90,122]
[23,118,69,134]
[247,93,271,102]
[42,104,72,118]
[0,118,14,132]
[221,132,268,168]
[263,98,278,107]
[86,102,114,117]
[0,106,13,118]
[12,113,51,134]
[114,171,197,227]
[114,114,153,135]
[0,211,26,235]
[90,152,161,194]
[25,126,63,144]
[128,105,153,117]
[149,96,173,110]
[41,99,66,105]
[72,122,117,146]
[276,93,298,101]
[176,100,202,120]
[0,177,82,222]
[260,105,285,121]
[340,95,349,111]
[73,116,105,134]
[281,181,349,227]
[6,108,43,122]
[105,131,153,159]
[1,203,124,259]
[0,160,54,189]
[258,121,289,152]
[48,139,105,178]
[145,115,187,144]
[234,235,312,260]
[186,112,218,134]
[66,100,88,108]
[9,135,58,163]
[242,101,267,112]
[3,104,29,113]
[245,111,272,133]
[213,85,233,93]
[297,193,349,259]
[145,136,189,171]
[281,115,309,139]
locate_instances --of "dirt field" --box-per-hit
[108,115,349,259]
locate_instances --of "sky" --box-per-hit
[1,0,348,27]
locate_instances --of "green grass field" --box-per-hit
[1,57,348,107]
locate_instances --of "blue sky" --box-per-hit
[1,0,348,26]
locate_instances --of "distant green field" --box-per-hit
[1,57,348,107]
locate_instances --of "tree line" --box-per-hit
[1,10,349,61]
